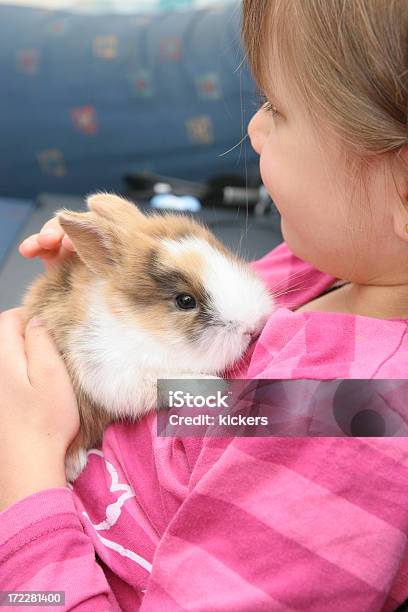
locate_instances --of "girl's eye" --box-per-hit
[255,91,279,118]
[262,100,279,117]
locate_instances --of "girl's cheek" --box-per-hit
[260,145,302,220]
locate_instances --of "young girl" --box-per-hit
[1,0,408,609]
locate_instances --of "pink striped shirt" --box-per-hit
[1,241,408,611]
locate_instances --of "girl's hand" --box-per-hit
[18,217,76,269]
[0,308,80,512]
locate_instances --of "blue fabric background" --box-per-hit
[0,197,35,266]
[0,2,259,199]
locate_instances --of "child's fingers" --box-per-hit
[25,317,64,388]
[18,237,76,272]
[39,217,63,236]
[38,229,64,249]
[61,235,75,251]
[19,216,74,253]
[41,245,76,270]
[36,231,75,253]
[19,230,75,259]
[18,234,43,257]
[20,219,60,249]
[38,219,76,250]
[0,308,28,382]
[18,234,61,257]
[26,224,63,251]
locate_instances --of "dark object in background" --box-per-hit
[124,167,272,212]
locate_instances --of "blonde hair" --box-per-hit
[242,0,408,173]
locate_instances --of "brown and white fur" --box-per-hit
[22,193,275,481]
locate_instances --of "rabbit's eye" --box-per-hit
[176,294,197,310]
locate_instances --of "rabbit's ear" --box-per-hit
[86,192,146,225]
[57,208,123,275]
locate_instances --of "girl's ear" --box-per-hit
[86,192,146,225]
[56,209,123,275]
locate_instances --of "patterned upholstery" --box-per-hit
[0,2,259,198]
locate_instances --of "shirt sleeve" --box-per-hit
[0,411,205,612]
[0,487,121,611]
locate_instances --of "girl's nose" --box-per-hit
[248,109,267,155]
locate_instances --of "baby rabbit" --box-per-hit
[22,193,275,481]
